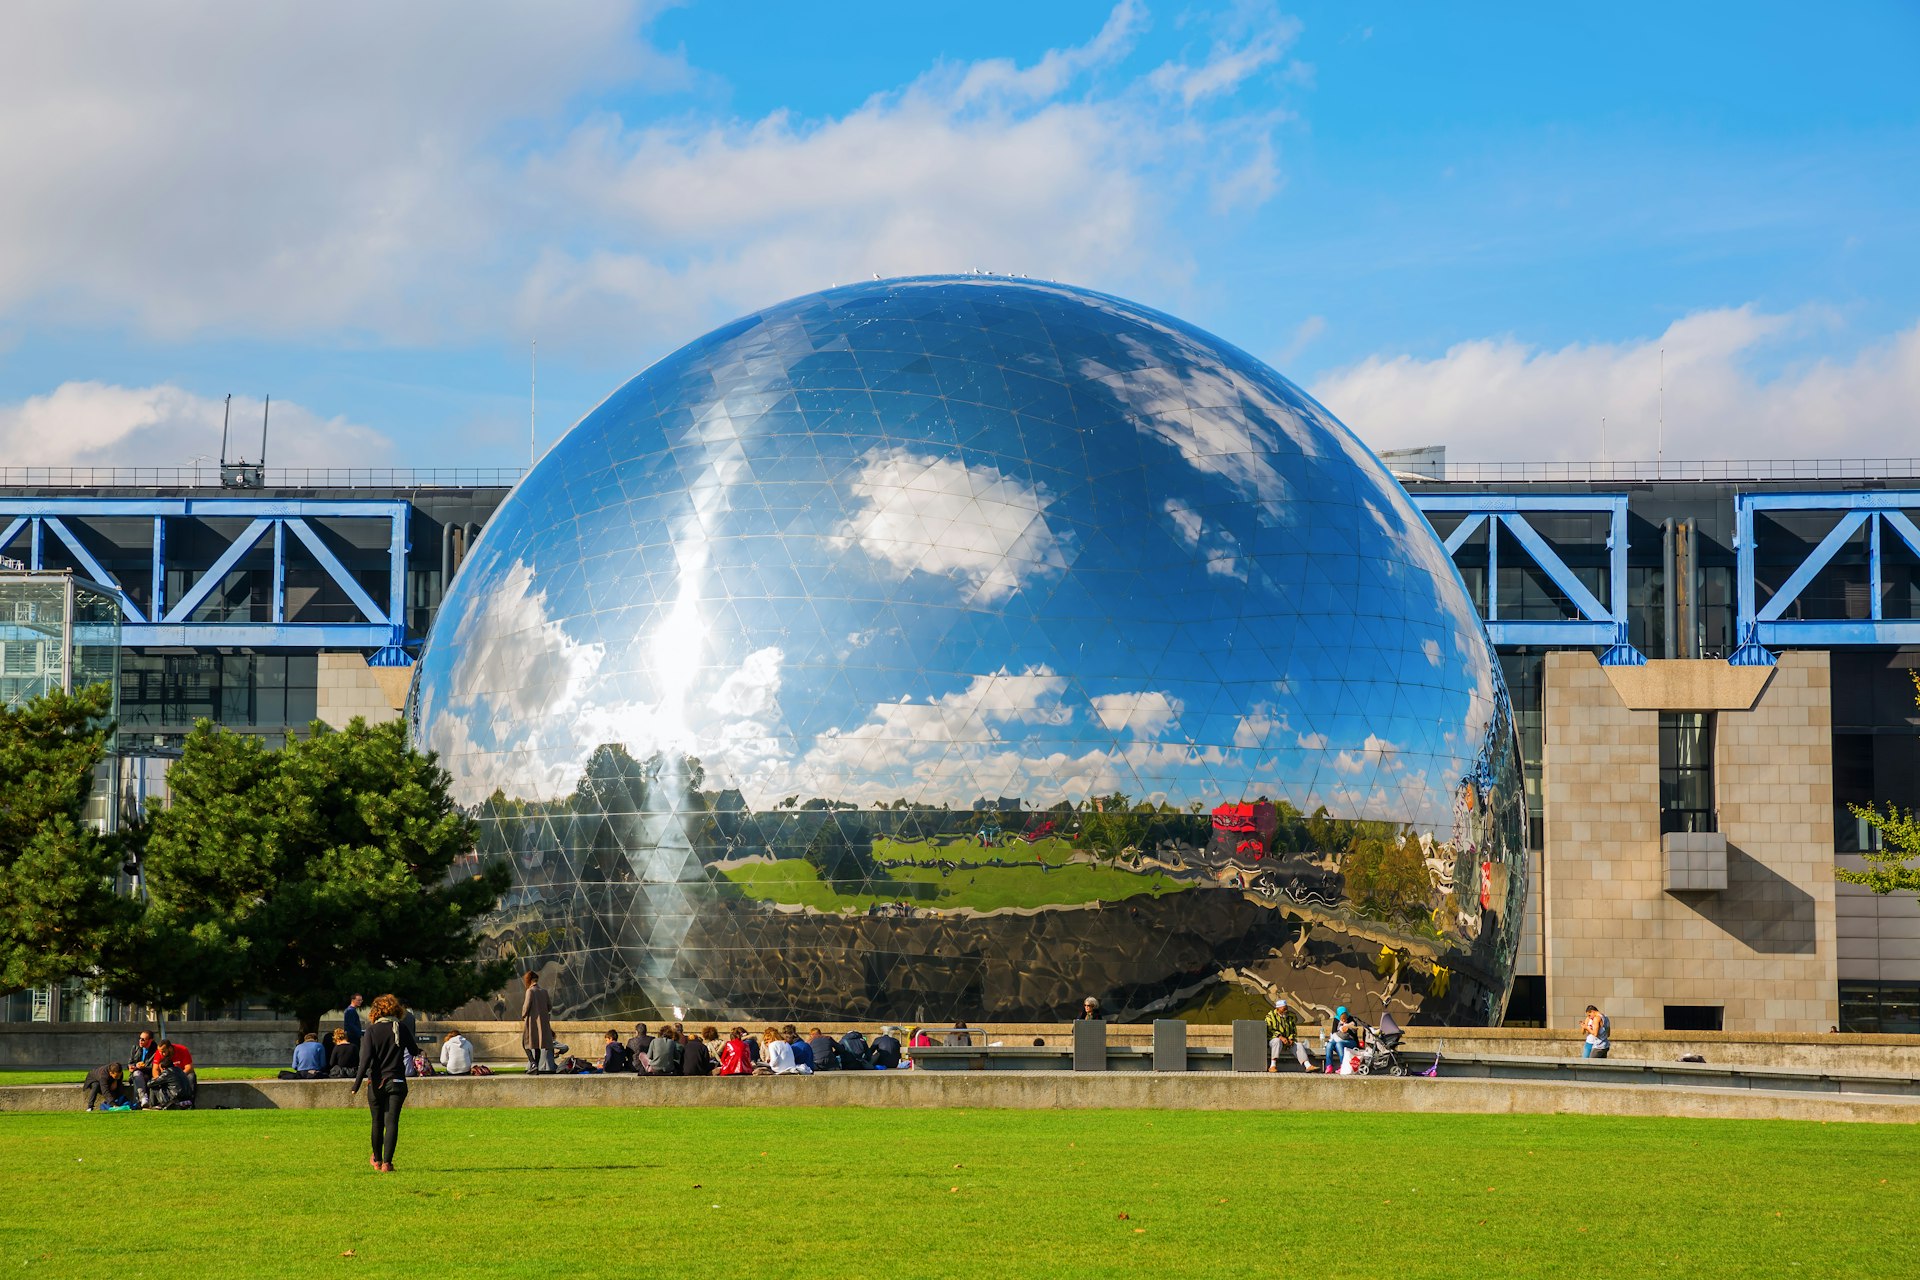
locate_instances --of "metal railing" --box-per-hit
[1405,458,1920,483]
[0,466,528,490]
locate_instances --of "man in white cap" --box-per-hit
[1265,996,1310,1071]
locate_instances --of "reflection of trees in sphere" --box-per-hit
[411,276,1525,1028]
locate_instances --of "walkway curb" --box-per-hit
[8,1071,1920,1123]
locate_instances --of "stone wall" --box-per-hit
[1542,651,1838,1033]
[315,653,408,728]
[8,1019,1917,1073]
[8,1069,1919,1124]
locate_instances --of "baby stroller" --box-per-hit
[1354,1011,1410,1077]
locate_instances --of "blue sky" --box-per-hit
[0,2,1915,468]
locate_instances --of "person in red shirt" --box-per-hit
[716,1028,752,1076]
[156,1041,194,1075]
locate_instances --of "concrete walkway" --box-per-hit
[7,1070,1919,1123]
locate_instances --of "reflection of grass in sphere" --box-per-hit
[723,857,1183,914]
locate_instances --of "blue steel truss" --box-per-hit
[1410,492,1644,665]
[1733,490,1920,666]
[0,498,412,662]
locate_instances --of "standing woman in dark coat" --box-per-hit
[520,971,554,1074]
[350,993,419,1173]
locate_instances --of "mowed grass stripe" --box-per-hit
[0,1107,1908,1279]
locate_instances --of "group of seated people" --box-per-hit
[284,1028,365,1078]
[283,1024,482,1078]
[83,1030,198,1110]
[572,1021,971,1076]
[1265,1001,1379,1075]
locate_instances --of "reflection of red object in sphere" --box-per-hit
[1235,840,1264,859]
[1479,861,1493,909]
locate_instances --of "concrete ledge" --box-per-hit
[1602,658,1774,710]
[7,1071,1918,1124]
[10,1021,1919,1073]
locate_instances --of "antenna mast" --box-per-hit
[220,394,232,463]
[1657,346,1665,477]
[260,395,270,471]
[530,338,537,467]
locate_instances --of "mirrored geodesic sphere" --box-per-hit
[412,276,1525,1029]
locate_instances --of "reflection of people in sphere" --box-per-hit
[1078,997,1102,1021]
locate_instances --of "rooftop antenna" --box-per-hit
[1657,346,1665,478]
[218,393,265,489]
[1601,416,1607,464]
[530,338,537,467]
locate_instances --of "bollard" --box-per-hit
[1231,1019,1266,1072]
[1072,1019,1107,1071]
[1152,1019,1188,1072]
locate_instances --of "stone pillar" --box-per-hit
[1541,652,1838,1033]
[1071,1019,1106,1071]
[1231,1019,1265,1072]
[1151,1019,1187,1072]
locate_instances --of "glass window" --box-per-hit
[1659,711,1715,834]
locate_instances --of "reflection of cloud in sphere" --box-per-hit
[411,276,1525,1029]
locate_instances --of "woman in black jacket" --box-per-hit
[350,993,420,1173]
[326,1028,357,1077]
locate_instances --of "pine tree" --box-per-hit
[0,683,134,990]
[119,716,512,1033]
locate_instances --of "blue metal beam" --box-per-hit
[0,496,418,655]
[160,518,270,624]
[284,518,387,624]
[1410,491,1639,661]
[1484,620,1618,647]
[1734,491,1920,661]
[1756,620,1920,647]
[1753,510,1867,623]
[1410,493,1625,513]
[0,497,409,519]
[124,623,398,648]
[1441,512,1486,555]
[1499,513,1611,623]
[42,517,147,623]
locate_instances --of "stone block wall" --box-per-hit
[316,653,409,728]
[1541,650,1837,1033]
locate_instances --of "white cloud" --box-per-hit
[0,4,1292,351]
[1332,733,1400,776]
[448,559,606,725]
[835,446,1073,600]
[1312,307,1920,461]
[1148,6,1301,107]
[1232,703,1285,748]
[1161,496,1248,580]
[707,645,784,718]
[0,2,675,339]
[1089,690,1184,737]
[0,382,394,469]
[1422,638,1443,667]
[1296,732,1328,751]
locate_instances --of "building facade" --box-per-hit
[1401,459,1920,1033]
[4,452,1918,1033]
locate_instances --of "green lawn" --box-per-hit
[723,854,1182,912]
[0,1106,1909,1278]
[874,833,1082,865]
[0,1066,279,1087]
